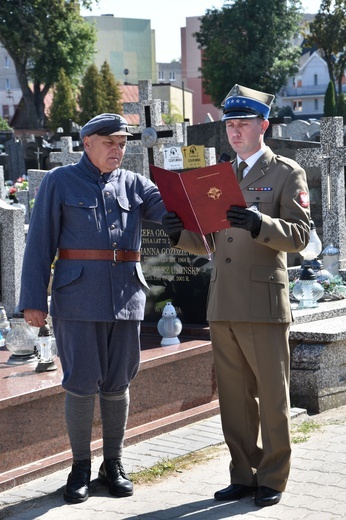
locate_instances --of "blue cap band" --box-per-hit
[222,96,271,120]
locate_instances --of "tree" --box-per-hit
[0,0,96,129]
[336,92,346,124]
[277,106,295,119]
[48,69,78,131]
[162,103,184,124]
[78,63,106,125]
[324,80,336,116]
[306,0,346,96]
[99,61,123,114]
[194,0,303,107]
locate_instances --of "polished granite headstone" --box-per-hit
[142,221,212,325]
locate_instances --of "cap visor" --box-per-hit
[108,130,133,136]
[222,111,259,120]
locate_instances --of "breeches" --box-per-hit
[53,318,141,396]
[209,320,291,492]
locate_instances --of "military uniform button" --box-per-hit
[226,258,231,263]
[227,237,233,243]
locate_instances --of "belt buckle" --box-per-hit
[113,250,119,262]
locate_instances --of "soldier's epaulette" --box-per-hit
[275,155,299,170]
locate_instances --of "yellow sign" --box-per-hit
[182,145,206,169]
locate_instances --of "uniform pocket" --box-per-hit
[250,265,288,319]
[52,265,83,290]
[64,195,100,230]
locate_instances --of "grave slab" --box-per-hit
[0,327,217,491]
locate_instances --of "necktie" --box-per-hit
[237,161,248,182]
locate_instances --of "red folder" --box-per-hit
[150,162,246,235]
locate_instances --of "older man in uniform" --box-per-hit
[162,85,310,507]
[19,114,166,503]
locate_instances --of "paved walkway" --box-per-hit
[1,407,346,519]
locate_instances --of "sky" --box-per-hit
[80,1,322,63]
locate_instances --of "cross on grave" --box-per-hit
[123,80,185,180]
[296,117,346,267]
[34,147,44,169]
[49,136,83,166]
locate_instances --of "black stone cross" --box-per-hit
[123,80,184,180]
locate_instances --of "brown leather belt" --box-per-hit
[58,249,141,262]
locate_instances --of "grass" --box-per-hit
[291,420,321,443]
[129,444,225,485]
[128,421,323,485]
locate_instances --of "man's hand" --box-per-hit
[24,309,47,328]
[226,205,262,238]
[162,212,184,243]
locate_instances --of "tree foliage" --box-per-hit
[194,0,303,107]
[78,64,105,125]
[78,62,124,125]
[99,61,123,114]
[324,80,336,116]
[0,0,96,129]
[306,0,346,96]
[48,69,78,131]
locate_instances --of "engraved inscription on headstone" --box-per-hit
[142,222,212,325]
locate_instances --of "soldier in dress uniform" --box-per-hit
[162,85,310,507]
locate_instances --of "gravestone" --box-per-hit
[49,136,83,166]
[0,187,26,317]
[4,138,26,181]
[0,166,6,201]
[296,117,346,268]
[142,222,211,325]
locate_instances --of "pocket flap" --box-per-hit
[251,265,286,284]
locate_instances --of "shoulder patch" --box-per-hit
[298,191,309,208]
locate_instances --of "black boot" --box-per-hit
[64,459,91,503]
[98,459,133,497]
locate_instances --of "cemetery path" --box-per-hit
[0,407,346,519]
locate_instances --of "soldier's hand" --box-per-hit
[162,212,184,242]
[226,205,262,238]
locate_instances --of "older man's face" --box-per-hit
[83,134,127,173]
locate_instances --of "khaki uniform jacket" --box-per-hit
[177,146,310,323]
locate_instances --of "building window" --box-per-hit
[297,79,302,87]
[293,100,302,112]
[314,74,318,86]
[5,79,10,90]
[314,99,319,111]
[158,70,165,81]
[4,56,10,68]
[169,71,176,81]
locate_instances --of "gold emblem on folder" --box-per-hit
[207,187,222,200]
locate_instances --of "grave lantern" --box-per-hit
[0,305,11,343]
[292,264,324,309]
[322,243,340,277]
[299,219,322,269]
[157,302,182,346]
[6,311,37,365]
[35,320,57,372]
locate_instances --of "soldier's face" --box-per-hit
[225,118,269,160]
[83,134,127,173]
